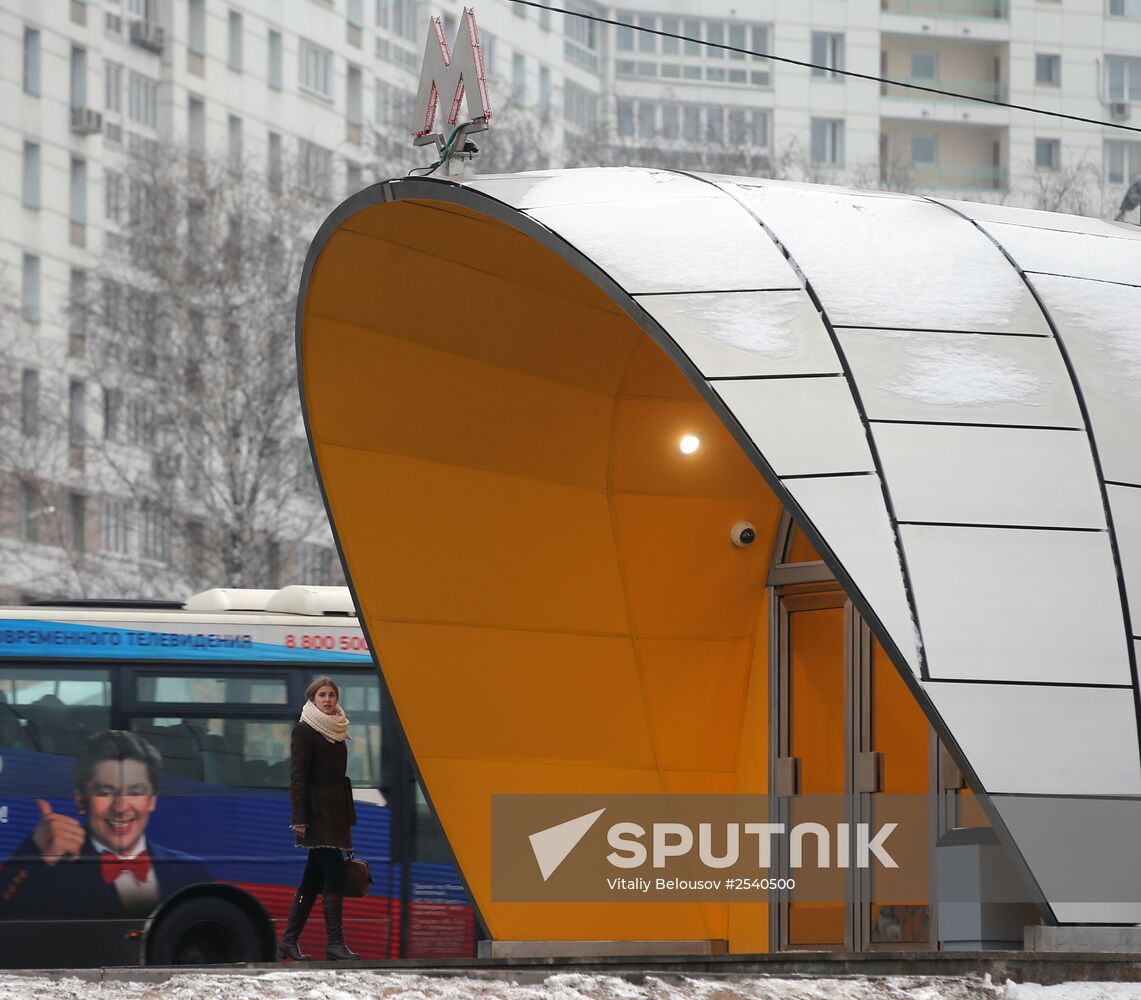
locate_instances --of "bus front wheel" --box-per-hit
[147,896,264,966]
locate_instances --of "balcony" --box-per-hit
[881,0,1008,18]
[129,18,165,53]
[902,163,1008,191]
[69,106,103,136]
[882,76,1007,104]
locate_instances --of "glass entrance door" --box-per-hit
[772,591,935,952]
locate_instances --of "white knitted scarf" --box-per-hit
[301,699,351,743]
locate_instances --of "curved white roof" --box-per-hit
[302,166,1141,924]
[455,168,1141,923]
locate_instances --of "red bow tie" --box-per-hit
[100,850,151,884]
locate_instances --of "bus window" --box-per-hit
[130,716,292,787]
[0,667,111,758]
[414,782,453,863]
[325,673,381,789]
[136,675,288,705]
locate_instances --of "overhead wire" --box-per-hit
[506,0,1141,136]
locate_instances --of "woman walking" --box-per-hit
[277,676,360,961]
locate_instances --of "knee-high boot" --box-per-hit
[323,892,360,960]
[276,892,316,961]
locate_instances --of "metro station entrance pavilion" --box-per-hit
[297,168,1141,953]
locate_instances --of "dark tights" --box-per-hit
[296,847,345,897]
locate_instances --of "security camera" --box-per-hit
[730,520,757,548]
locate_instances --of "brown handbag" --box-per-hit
[343,850,372,898]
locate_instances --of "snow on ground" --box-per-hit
[0,972,1139,1000]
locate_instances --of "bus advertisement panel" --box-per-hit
[0,596,475,968]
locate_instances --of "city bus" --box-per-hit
[0,585,476,968]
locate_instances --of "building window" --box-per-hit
[105,170,125,222]
[227,9,242,71]
[299,139,333,197]
[140,500,170,563]
[811,32,845,79]
[636,101,655,139]
[1107,55,1141,102]
[186,521,205,579]
[70,158,87,226]
[69,269,88,353]
[616,9,634,50]
[683,105,701,142]
[616,99,634,138]
[345,160,363,193]
[71,46,88,108]
[228,114,242,173]
[21,254,40,323]
[104,60,123,112]
[103,387,123,442]
[811,117,845,166]
[21,369,40,438]
[268,30,283,90]
[911,134,937,163]
[24,27,41,96]
[564,8,600,73]
[128,72,158,127]
[19,482,40,543]
[188,97,206,159]
[1035,137,1061,170]
[538,65,551,118]
[482,32,497,77]
[69,381,87,449]
[635,13,655,53]
[348,0,364,26]
[297,543,334,585]
[911,50,937,80]
[101,497,131,555]
[730,107,770,147]
[268,130,283,191]
[1109,0,1141,17]
[614,15,769,88]
[512,52,526,103]
[1035,53,1061,86]
[22,142,40,209]
[1105,139,1141,183]
[563,81,598,130]
[347,64,363,125]
[706,105,724,144]
[69,494,86,553]
[188,0,206,54]
[300,40,334,99]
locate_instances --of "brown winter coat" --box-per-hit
[289,721,356,850]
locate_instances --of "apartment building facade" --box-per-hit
[1,0,1139,601]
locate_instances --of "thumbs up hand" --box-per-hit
[31,799,85,865]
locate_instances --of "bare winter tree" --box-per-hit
[79,143,337,593]
[1016,154,1104,217]
[0,265,104,599]
[473,99,558,173]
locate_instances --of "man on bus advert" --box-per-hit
[0,731,210,918]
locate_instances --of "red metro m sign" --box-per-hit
[413,7,493,147]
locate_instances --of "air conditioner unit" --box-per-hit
[129,18,164,53]
[70,106,103,136]
[1110,101,1131,122]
